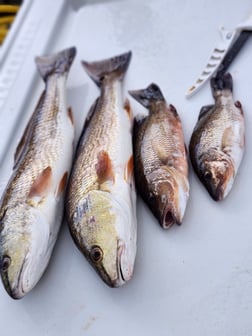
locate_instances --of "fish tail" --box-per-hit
[35,46,77,81]
[211,72,233,92]
[129,83,165,108]
[82,51,132,87]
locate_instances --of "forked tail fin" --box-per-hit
[211,72,233,93]
[82,51,132,87]
[35,46,76,81]
[129,83,165,109]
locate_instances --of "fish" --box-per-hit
[66,51,137,288]
[189,72,245,201]
[129,83,189,229]
[0,47,76,299]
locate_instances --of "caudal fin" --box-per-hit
[129,83,165,109]
[35,46,76,81]
[211,72,233,93]
[82,51,132,87]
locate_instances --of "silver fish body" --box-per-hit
[130,83,189,229]
[0,47,76,299]
[189,72,245,201]
[66,52,137,287]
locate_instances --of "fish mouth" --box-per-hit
[1,257,27,300]
[161,207,180,229]
[114,240,127,287]
[207,178,233,201]
[108,240,131,288]
[96,240,127,288]
[209,185,224,201]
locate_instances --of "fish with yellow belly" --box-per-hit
[0,47,76,299]
[66,52,137,287]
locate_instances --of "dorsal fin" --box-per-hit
[76,98,99,153]
[14,91,46,170]
[198,104,213,121]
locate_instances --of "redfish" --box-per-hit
[0,47,76,299]
[129,83,189,229]
[189,72,245,201]
[66,52,137,287]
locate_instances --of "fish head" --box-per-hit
[71,190,135,287]
[0,204,51,299]
[199,152,235,201]
[147,169,189,228]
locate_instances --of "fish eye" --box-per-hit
[90,246,103,263]
[1,255,11,272]
[204,171,212,180]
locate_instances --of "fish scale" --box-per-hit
[189,72,245,201]
[2,79,65,209]
[196,101,237,159]
[130,83,189,229]
[73,91,119,199]
[0,47,76,299]
[66,51,137,288]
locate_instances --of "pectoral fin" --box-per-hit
[28,166,52,199]
[95,151,115,187]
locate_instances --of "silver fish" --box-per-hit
[189,72,245,201]
[66,52,137,287]
[0,47,76,299]
[130,83,189,228]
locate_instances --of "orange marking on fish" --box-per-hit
[56,172,68,197]
[124,98,133,120]
[95,151,115,185]
[68,107,74,125]
[28,166,52,198]
[124,155,134,184]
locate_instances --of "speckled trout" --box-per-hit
[129,83,189,229]
[66,51,137,287]
[189,72,245,201]
[0,47,76,299]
